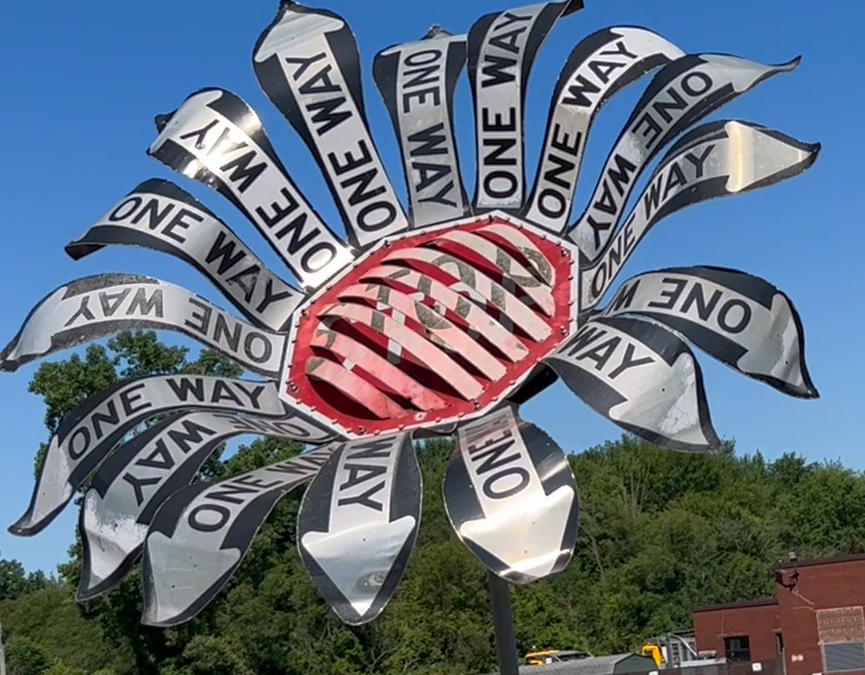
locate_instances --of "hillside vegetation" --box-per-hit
[2,332,860,675]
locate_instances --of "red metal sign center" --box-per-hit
[285,216,575,436]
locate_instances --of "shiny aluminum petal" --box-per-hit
[148,88,353,289]
[468,1,582,212]
[10,376,287,537]
[580,120,820,310]
[546,316,720,452]
[66,179,304,332]
[141,444,338,627]
[0,274,287,379]
[568,54,801,260]
[524,26,684,233]
[298,433,420,625]
[254,4,410,248]
[374,30,470,227]
[601,266,819,399]
[443,405,578,584]
[79,409,339,601]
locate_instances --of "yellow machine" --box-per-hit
[525,643,664,667]
[525,650,559,665]
[641,644,663,668]
[525,650,589,666]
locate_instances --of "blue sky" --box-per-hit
[0,0,861,574]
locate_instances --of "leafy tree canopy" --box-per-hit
[0,332,860,675]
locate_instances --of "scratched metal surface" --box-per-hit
[284,215,575,437]
[0,0,822,632]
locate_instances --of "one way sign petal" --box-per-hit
[602,266,819,399]
[0,0,824,635]
[443,405,578,584]
[141,445,338,627]
[545,316,720,452]
[298,433,421,625]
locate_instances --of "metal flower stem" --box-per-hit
[488,572,520,675]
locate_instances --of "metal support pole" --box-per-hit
[488,571,519,675]
[0,619,7,675]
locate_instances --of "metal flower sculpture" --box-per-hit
[1,0,819,634]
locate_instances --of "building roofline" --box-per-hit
[692,598,777,613]
[775,553,865,570]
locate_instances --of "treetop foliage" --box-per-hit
[1,333,859,675]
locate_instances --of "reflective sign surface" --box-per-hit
[0,0,823,630]
[443,405,578,583]
[298,434,421,624]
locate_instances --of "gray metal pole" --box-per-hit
[488,571,519,675]
[0,619,7,675]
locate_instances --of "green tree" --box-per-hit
[0,582,126,673]
[5,635,50,675]
[11,332,865,674]
[25,332,244,675]
[158,635,253,675]
[0,558,47,602]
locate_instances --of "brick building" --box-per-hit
[693,555,865,675]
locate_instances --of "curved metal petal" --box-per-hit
[468,1,582,212]
[141,444,338,627]
[374,30,470,227]
[78,409,339,601]
[545,316,720,452]
[148,87,353,289]
[580,120,820,310]
[253,3,409,248]
[297,433,420,625]
[0,274,287,379]
[524,26,684,232]
[568,53,801,260]
[66,179,304,332]
[443,404,578,584]
[601,266,818,399]
[9,376,287,537]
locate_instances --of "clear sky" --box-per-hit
[0,0,861,574]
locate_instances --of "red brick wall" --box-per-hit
[776,558,865,675]
[692,557,865,675]
[693,601,780,663]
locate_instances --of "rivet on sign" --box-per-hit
[560,326,569,336]
[357,427,367,435]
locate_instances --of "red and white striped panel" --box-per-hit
[286,216,575,436]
